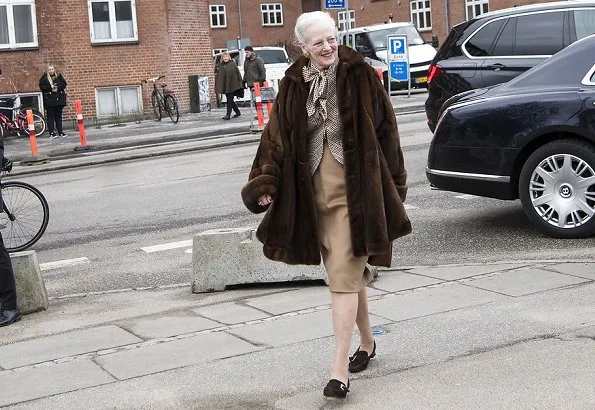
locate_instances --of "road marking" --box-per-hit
[40,257,90,271]
[454,194,477,199]
[185,249,192,254]
[141,240,193,253]
[404,204,418,210]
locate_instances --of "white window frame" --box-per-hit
[261,3,283,27]
[410,0,432,31]
[87,0,138,44]
[95,85,142,117]
[465,0,489,21]
[337,10,356,31]
[0,0,38,49]
[212,48,227,56]
[209,4,226,28]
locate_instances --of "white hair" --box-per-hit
[294,11,338,45]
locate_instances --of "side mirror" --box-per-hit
[431,35,439,48]
[287,58,293,64]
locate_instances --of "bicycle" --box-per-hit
[0,96,47,139]
[0,158,50,252]
[142,76,179,123]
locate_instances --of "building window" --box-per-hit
[0,0,38,49]
[338,10,356,31]
[88,0,138,43]
[261,3,283,26]
[465,0,489,20]
[210,5,226,28]
[410,0,431,31]
[96,86,141,117]
[212,48,227,56]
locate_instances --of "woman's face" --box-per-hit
[302,24,338,70]
[48,66,55,75]
[222,54,230,63]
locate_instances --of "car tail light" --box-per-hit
[427,64,442,84]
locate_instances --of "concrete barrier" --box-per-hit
[191,227,377,293]
[10,250,48,314]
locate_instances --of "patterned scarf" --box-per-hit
[302,63,329,119]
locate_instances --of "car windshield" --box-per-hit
[367,26,425,49]
[255,50,288,64]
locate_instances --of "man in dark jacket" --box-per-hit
[0,135,20,327]
[242,46,266,88]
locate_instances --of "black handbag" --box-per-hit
[234,88,245,98]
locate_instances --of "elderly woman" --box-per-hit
[215,51,242,120]
[241,11,411,398]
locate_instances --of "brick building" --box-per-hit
[0,0,214,120]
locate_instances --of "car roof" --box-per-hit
[498,34,595,91]
[475,0,595,21]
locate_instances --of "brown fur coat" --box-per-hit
[241,45,412,267]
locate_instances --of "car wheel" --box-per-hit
[519,139,595,238]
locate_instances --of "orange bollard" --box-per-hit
[74,100,87,147]
[253,83,265,126]
[26,109,39,158]
[263,81,273,118]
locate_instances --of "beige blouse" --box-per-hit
[303,60,343,174]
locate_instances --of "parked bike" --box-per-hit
[0,158,50,252]
[0,96,47,139]
[142,76,179,123]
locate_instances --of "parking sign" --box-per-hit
[325,0,346,9]
[387,35,409,83]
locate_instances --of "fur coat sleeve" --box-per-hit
[241,94,284,213]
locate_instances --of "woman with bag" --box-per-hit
[215,52,242,120]
[39,64,68,138]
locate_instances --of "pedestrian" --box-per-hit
[241,11,411,398]
[0,142,20,328]
[242,46,266,88]
[215,52,242,120]
[39,64,68,138]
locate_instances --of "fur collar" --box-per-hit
[284,45,367,82]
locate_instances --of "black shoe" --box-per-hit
[0,309,21,327]
[49,132,58,139]
[222,115,230,120]
[232,112,241,118]
[323,379,349,398]
[349,341,376,373]
[59,132,67,137]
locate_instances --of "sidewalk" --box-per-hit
[1,260,594,408]
[4,91,427,176]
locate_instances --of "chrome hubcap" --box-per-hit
[529,154,595,229]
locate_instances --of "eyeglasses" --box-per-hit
[308,36,338,50]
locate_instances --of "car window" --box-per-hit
[515,12,564,56]
[491,18,514,56]
[574,10,595,40]
[256,50,288,64]
[465,19,504,57]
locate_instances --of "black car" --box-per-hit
[425,1,595,132]
[426,34,595,239]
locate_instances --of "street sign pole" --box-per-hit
[387,35,410,98]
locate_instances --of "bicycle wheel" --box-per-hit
[165,95,179,123]
[1,181,50,252]
[151,93,162,121]
[32,112,47,136]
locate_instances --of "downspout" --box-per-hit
[238,0,243,39]
[444,0,450,36]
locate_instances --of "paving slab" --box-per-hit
[228,309,391,348]
[118,312,222,339]
[368,283,507,322]
[548,262,595,280]
[408,263,527,281]
[0,325,141,369]
[372,271,444,292]
[244,285,386,315]
[95,331,260,380]
[0,360,114,407]
[192,302,272,324]
[465,267,590,297]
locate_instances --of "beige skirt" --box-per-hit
[312,142,373,293]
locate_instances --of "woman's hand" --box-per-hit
[258,194,272,207]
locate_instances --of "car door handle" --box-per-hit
[486,63,506,71]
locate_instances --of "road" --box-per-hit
[16,112,593,297]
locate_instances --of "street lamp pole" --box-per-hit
[238,0,243,39]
